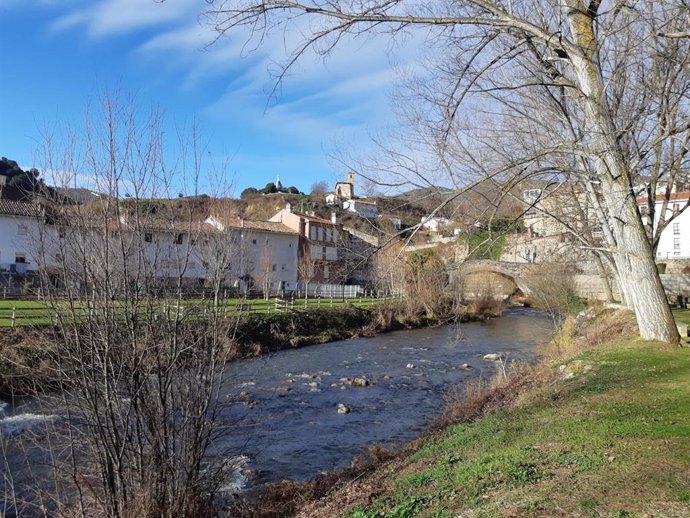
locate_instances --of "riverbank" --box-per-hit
[0,301,487,396]
[239,308,690,518]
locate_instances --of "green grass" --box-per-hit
[0,296,397,327]
[672,308,690,327]
[339,339,690,517]
[463,231,506,261]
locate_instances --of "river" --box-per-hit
[0,307,552,506]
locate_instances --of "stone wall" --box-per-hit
[573,272,690,302]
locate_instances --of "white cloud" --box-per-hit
[51,0,199,37]
[37,0,427,180]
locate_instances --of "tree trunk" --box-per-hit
[566,1,678,343]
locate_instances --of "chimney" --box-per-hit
[331,211,339,224]
[347,172,355,184]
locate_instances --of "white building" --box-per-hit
[640,192,690,260]
[205,215,300,293]
[343,199,379,219]
[325,172,379,219]
[0,200,57,276]
[421,216,451,233]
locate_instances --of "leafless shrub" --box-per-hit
[4,95,240,518]
[436,360,556,430]
[462,278,504,318]
[525,264,581,327]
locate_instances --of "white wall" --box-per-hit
[645,200,690,260]
[0,214,58,273]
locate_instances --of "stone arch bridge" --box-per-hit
[448,260,535,298]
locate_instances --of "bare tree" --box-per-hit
[9,95,239,517]
[202,0,690,342]
[297,250,317,306]
[371,240,406,297]
[309,180,329,198]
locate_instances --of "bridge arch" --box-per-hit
[452,260,532,298]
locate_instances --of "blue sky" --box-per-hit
[0,0,418,195]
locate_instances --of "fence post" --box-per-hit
[11,306,16,328]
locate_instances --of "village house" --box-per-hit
[639,192,690,260]
[0,200,59,282]
[204,214,300,293]
[420,216,452,233]
[499,182,601,264]
[269,204,344,283]
[325,172,379,219]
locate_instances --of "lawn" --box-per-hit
[0,295,396,327]
[340,338,690,517]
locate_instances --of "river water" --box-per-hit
[0,307,552,503]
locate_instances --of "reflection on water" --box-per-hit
[214,307,552,488]
[1,307,552,498]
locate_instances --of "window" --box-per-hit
[310,227,317,240]
[639,206,649,217]
[252,239,257,245]
[322,246,327,259]
[17,224,27,236]
[674,237,681,250]
[144,232,153,243]
[281,264,286,271]
[58,228,66,239]
[271,264,277,272]
[174,233,184,245]
[673,203,681,214]
[15,254,26,264]
[323,265,330,279]
[674,223,680,235]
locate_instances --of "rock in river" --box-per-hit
[337,403,350,414]
[351,377,370,387]
[483,353,501,361]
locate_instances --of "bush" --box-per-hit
[525,264,583,326]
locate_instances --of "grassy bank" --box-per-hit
[288,310,690,518]
[0,296,399,327]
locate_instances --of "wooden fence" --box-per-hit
[0,294,401,328]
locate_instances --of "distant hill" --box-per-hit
[0,157,50,201]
